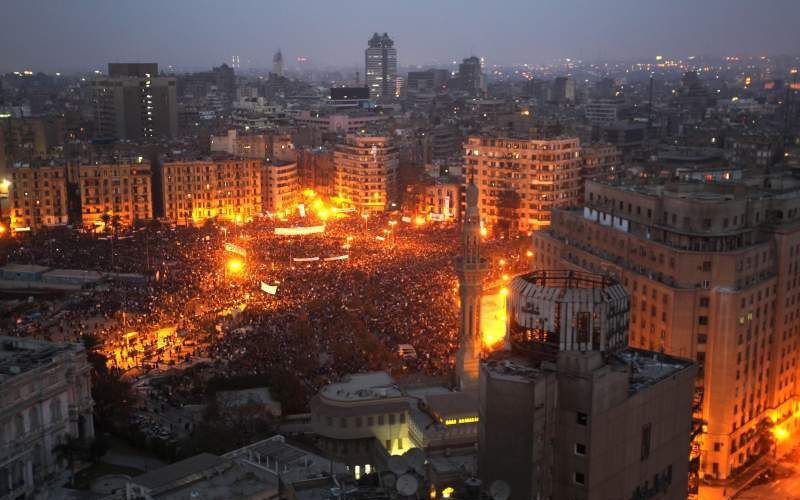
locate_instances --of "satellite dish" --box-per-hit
[388,455,409,475]
[381,471,397,489]
[403,448,426,470]
[396,474,419,497]
[490,480,511,500]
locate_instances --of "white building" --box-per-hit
[0,337,94,498]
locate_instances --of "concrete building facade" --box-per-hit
[7,165,69,231]
[79,161,153,228]
[162,158,262,225]
[532,177,800,490]
[334,135,398,212]
[479,271,695,500]
[463,135,582,235]
[0,337,94,499]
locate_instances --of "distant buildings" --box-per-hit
[0,336,94,498]
[93,63,178,141]
[334,135,399,212]
[406,69,449,94]
[462,135,583,235]
[365,33,397,100]
[451,57,485,97]
[479,270,695,500]
[534,176,800,489]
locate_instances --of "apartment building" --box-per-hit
[7,165,68,230]
[79,161,153,227]
[463,135,582,235]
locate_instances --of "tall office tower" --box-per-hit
[333,135,398,212]
[272,49,284,78]
[550,76,576,103]
[479,270,695,500]
[457,56,485,96]
[533,176,800,491]
[454,181,489,393]
[93,63,178,141]
[161,158,262,225]
[462,135,582,236]
[78,161,153,228]
[365,33,397,100]
[7,165,69,230]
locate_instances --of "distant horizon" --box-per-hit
[1,0,799,74]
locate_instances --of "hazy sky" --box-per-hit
[1,0,799,72]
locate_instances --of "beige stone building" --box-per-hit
[463,135,582,235]
[533,176,800,490]
[7,165,69,231]
[261,161,300,214]
[162,158,262,224]
[334,135,399,212]
[79,161,153,227]
[0,337,94,498]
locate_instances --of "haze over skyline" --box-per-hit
[1,0,799,73]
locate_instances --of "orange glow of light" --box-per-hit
[414,216,426,226]
[481,290,507,350]
[0,224,6,235]
[499,259,507,266]
[227,258,244,274]
[479,226,488,237]
[526,250,534,258]
[502,273,509,281]
[302,189,317,198]
[773,425,790,442]
[441,487,455,499]
[317,210,330,221]
[500,287,509,296]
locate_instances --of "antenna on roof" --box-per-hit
[490,480,511,500]
[396,474,419,497]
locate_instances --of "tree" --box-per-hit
[81,334,134,430]
[100,213,111,233]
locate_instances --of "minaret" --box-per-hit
[454,180,488,393]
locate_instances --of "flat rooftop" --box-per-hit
[320,372,403,402]
[482,348,693,394]
[0,336,82,383]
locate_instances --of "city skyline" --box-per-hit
[1,0,799,73]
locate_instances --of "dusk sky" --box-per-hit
[1,0,799,72]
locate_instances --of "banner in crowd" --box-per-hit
[224,242,247,257]
[430,213,445,221]
[323,254,349,261]
[298,204,306,218]
[275,225,325,236]
[401,216,412,223]
[376,236,386,241]
[260,282,278,295]
[292,257,320,262]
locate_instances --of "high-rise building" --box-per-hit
[463,135,582,235]
[272,49,284,78]
[161,158,262,224]
[456,56,485,97]
[78,161,153,228]
[550,76,576,104]
[454,181,488,392]
[365,33,397,100]
[0,336,95,498]
[334,135,399,212]
[479,270,695,500]
[406,69,449,93]
[7,165,68,230]
[533,176,800,491]
[93,63,178,141]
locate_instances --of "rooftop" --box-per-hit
[0,336,84,383]
[319,372,403,402]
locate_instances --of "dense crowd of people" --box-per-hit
[0,209,531,412]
